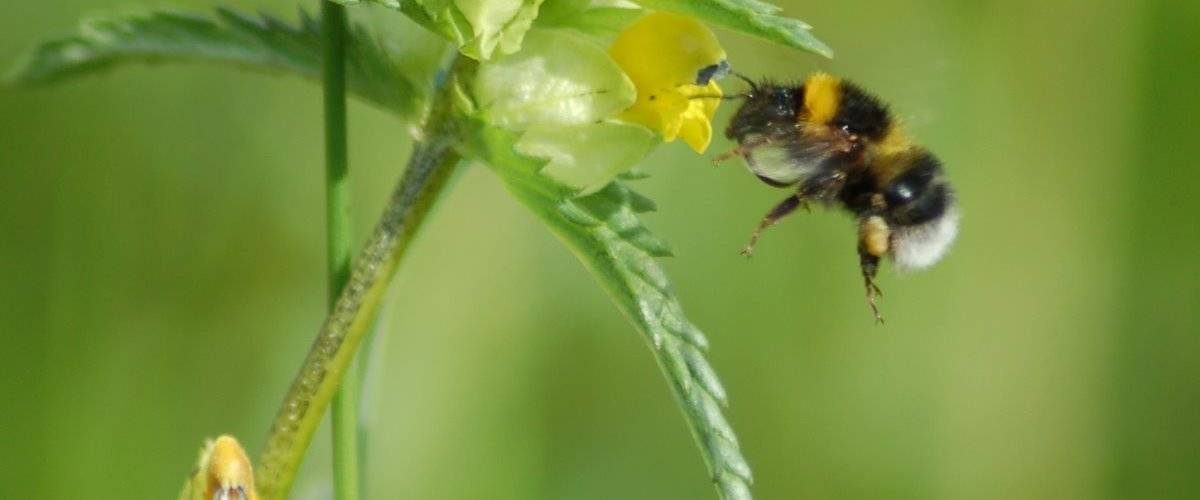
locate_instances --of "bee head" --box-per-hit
[724,80,801,141]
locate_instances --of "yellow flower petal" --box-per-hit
[676,80,722,153]
[640,89,689,141]
[678,110,714,153]
[609,12,727,153]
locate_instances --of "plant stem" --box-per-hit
[256,56,468,500]
[320,3,360,500]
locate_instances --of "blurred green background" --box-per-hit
[3,1,1198,498]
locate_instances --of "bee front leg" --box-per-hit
[741,195,807,257]
[857,216,890,324]
[713,136,770,165]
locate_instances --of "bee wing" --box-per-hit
[745,126,850,188]
[744,142,820,186]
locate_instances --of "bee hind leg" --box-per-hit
[857,216,891,324]
[741,195,807,257]
[859,252,885,324]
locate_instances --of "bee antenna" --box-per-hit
[732,72,758,93]
[689,93,747,101]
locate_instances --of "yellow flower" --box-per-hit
[179,435,259,500]
[609,12,727,153]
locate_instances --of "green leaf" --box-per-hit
[472,29,635,129]
[5,8,424,118]
[633,0,832,57]
[337,0,544,60]
[459,114,754,500]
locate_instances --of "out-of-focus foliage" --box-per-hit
[2,1,1198,499]
[6,8,423,118]
[1112,1,1200,496]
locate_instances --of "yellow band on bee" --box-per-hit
[877,122,912,159]
[803,73,841,125]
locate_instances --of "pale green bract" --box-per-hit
[334,0,544,60]
[457,0,544,58]
[519,120,656,195]
[534,0,643,39]
[473,28,652,193]
[473,29,634,128]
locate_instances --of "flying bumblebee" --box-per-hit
[715,73,958,323]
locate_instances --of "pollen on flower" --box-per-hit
[609,12,728,153]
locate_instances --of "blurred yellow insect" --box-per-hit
[179,435,259,500]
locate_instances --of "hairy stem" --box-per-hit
[319,3,361,500]
[256,56,465,500]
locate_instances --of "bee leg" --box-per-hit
[859,252,885,325]
[857,216,891,324]
[741,195,805,257]
[713,137,770,165]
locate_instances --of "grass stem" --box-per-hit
[319,3,360,500]
[254,40,468,500]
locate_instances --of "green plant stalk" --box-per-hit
[320,3,360,500]
[256,57,466,500]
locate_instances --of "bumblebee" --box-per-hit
[716,73,958,323]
